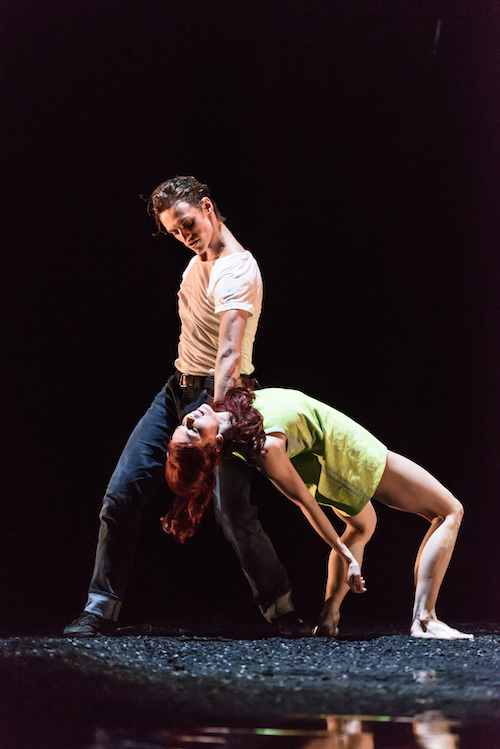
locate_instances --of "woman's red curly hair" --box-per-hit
[164,383,266,542]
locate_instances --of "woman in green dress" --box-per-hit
[164,384,472,640]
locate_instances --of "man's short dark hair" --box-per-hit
[148,176,225,232]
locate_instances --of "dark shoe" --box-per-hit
[274,612,311,637]
[63,612,116,637]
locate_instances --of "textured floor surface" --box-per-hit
[0,621,499,747]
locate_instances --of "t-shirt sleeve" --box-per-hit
[212,254,261,316]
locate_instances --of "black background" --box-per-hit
[2,0,499,632]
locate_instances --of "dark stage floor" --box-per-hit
[1,620,498,748]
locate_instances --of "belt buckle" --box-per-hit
[179,373,190,388]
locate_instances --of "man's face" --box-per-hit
[159,199,215,257]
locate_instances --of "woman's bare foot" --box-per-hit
[312,609,340,637]
[410,618,473,640]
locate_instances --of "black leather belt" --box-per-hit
[175,370,215,389]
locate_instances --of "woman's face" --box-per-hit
[171,404,220,448]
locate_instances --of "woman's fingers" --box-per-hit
[349,574,367,594]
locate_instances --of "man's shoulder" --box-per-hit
[212,249,261,280]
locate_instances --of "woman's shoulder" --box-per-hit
[257,387,304,395]
[254,389,315,425]
[256,387,311,403]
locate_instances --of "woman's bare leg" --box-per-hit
[374,451,472,639]
[314,502,377,637]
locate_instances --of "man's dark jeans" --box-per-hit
[85,375,293,622]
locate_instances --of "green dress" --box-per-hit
[251,388,387,517]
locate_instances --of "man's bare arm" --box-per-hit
[214,308,249,401]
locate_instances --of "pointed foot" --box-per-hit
[410,619,473,640]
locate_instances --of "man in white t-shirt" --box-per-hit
[64,176,309,637]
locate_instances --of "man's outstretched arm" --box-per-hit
[214,308,248,401]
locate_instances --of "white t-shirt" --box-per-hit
[175,250,263,376]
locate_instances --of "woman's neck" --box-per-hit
[217,411,233,435]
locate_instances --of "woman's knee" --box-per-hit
[448,496,464,526]
[358,516,377,542]
[430,493,464,529]
[347,502,377,541]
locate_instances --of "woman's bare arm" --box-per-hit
[255,435,366,593]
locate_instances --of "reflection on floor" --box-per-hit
[1,623,498,748]
[87,712,497,749]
